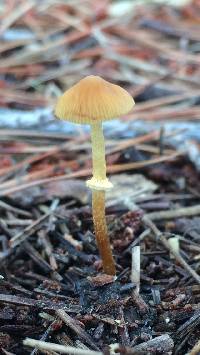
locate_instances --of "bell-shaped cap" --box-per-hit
[55,75,134,124]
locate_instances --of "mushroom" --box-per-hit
[55,75,134,275]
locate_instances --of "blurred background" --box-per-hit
[1,3,200,354]
[0,0,200,167]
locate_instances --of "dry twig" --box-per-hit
[143,216,200,284]
[23,338,102,355]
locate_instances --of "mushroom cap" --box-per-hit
[55,75,134,124]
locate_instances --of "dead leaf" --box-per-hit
[107,174,157,209]
[43,179,89,204]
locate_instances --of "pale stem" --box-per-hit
[131,245,140,294]
[90,122,106,181]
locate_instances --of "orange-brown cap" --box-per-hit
[55,75,134,124]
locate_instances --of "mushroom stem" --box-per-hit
[92,189,116,275]
[91,122,106,181]
[87,122,113,190]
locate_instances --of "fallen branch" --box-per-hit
[146,205,200,221]
[56,309,100,351]
[10,213,51,248]
[0,294,79,312]
[131,334,174,353]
